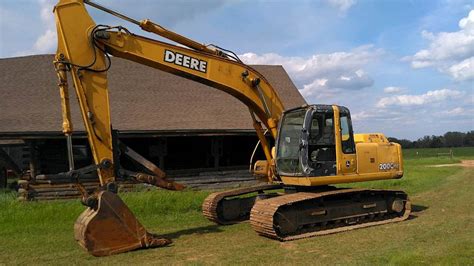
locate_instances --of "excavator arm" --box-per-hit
[53,0,285,256]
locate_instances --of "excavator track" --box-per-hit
[202,183,282,224]
[250,188,411,241]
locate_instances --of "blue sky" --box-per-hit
[1,0,473,139]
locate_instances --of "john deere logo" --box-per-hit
[164,50,207,73]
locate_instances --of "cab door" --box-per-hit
[333,106,357,175]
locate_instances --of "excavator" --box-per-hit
[52,0,411,256]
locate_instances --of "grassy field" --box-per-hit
[403,146,474,159]
[0,147,473,265]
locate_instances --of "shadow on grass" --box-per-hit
[411,204,429,213]
[163,224,223,239]
[407,204,428,220]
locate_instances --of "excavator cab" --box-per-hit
[276,104,352,178]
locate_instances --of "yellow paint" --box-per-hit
[281,170,403,186]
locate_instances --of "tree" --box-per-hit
[387,137,399,143]
[444,132,465,147]
[464,131,474,146]
[416,135,432,148]
[429,135,444,148]
[388,137,414,149]
[386,130,474,149]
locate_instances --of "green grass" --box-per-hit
[0,147,473,265]
[403,146,474,160]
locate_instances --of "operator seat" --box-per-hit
[317,125,334,145]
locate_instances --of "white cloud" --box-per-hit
[16,0,56,56]
[447,56,474,80]
[406,10,474,80]
[351,110,405,122]
[241,45,381,99]
[383,86,404,94]
[37,0,56,50]
[298,69,373,98]
[32,29,56,53]
[376,89,463,108]
[299,79,337,99]
[442,107,464,116]
[39,0,55,24]
[325,0,357,13]
[436,106,474,121]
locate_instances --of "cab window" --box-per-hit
[340,115,355,153]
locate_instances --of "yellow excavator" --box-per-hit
[52,0,410,256]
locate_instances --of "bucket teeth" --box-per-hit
[144,232,172,247]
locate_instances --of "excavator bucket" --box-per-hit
[74,191,171,256]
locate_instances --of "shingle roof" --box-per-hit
[0,55,306,134]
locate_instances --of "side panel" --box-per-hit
[376,143,402,174]
[356,143,379,174]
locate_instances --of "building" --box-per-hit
[0,55,306,192]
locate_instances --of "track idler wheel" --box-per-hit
[74,191,171,256]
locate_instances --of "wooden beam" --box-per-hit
[27,141,38,180]
[0,146,21,175]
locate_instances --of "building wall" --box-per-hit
[120,135,267,175]
[12,134,267,178]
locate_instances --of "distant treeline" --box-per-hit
[388,131,474,149]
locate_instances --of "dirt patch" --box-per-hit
[429,160,474,168]
[461,160,474,167]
